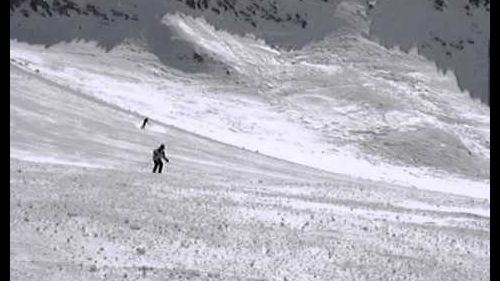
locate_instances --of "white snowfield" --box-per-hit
[11,6,489,281]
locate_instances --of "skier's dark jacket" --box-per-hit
[153,147,169,162]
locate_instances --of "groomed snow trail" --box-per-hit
[11,56,489,281]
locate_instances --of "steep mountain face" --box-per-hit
[9,0,346,74]
[10,0,490,103]
[10,0,342,44]
[367,0,490,104]
[10,0,489,104]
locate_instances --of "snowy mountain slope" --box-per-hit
[10,1,490,279]
[10,9,490,199]
[162,11,490,182]
[10,62,339,181]
[10,0,489,104]
[10,61,490,281]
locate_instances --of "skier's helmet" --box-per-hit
[159,144,165,150]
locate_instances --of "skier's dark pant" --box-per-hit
[153,160,163,173]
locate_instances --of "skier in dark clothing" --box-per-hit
[152,144,169,173]
[141,117,149,129]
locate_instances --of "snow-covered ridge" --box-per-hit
[10,0,489,104]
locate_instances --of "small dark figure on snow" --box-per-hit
[152,144,169,173]
[141,117,149,129]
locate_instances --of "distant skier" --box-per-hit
[140,117,149,129]
[152,144,169,173]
